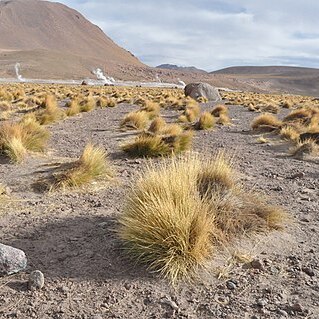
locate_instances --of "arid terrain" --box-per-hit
[0,83,318,319]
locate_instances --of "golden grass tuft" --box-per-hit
[121,111,149,130]
[279,126,300,141]
[196,112,215,130]
[211,104,228,117]
[217,113,232,125]
[148,117,166,133]
[121,130,193,157]
[36,95,65,125]
[0,117,50,162]
[66,98,81,116]
[141,101,160,119]
[251,113,282,132]
[80,95,96,112]
[54,143,114,188]
[290,139,319,159]
[118,153,286,283]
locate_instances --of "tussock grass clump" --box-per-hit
[0,101,11,111]
[211,104,228,117]
[54,143,114,188]
[80,95,96,112]
[121,130,193,157]
[290,139,319,159]
[279,126,300,141]
[148,117,166,133]
[66,98,81,116]
[118,153,286,283]
[251,113,282,132]
[36,95,65,125]
[120,111,149,130]
[196,112,215,130]
[0,117,49,162]
[217,113,232,125]
[141,101,160,119]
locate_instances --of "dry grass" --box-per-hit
[0,117,50,162]
[148,117,166,133]
[211,105,228,117]
[53,143,114,188]
[217,114,232,125]
[141,101,160,119]
[36,95,66,125]
[120,111,149,130]
[251,113,282,132]
[196,112,215,130]
[66,98,81,116]
[80,95,96,112]
[290,139,319,159]
[118,153,286,283]
[121,130,193,157]
[279,126,300,141]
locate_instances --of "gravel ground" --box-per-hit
[0,101,318,319]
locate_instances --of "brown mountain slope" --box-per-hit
[0,0,144,79]
[212,66,319,96]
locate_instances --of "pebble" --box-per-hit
[257,298,268,307]
[302,267,315,277]
[28,270,45,290]
[226,280,237,290]
[277,309,288,317]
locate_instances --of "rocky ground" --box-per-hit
[0,99,318,319]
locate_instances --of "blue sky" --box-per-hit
[53,0,319,71]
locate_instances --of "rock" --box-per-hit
[257,298,268,307]
[277,309,288,317]
[0,243,27,275]
[226,280,237,290]
[28,270,45,290]
[243,259,264,271]
[184,82,221,102]
[81,80,88,85]
[290,303,303,313]
[302,267,315,277]
[160,297,179,311]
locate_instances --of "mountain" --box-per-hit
[211,66,319,96]
[156,64,207,74]
[0,0,145,79]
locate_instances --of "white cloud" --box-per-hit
[55,0,319,71]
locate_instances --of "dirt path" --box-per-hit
[0,103,318,319]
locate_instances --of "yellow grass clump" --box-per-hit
[148,117,166,133]
[211,104,228,117]
[120,111,149,130]
[54,143,114,188]
[36,95,66,125]
[196,112,215,130]
[118,153,286,283]
[66,98,81,117]
[121,130,193,157]
[251,113,282,132]
[0,117,50,162]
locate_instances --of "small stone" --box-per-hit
[160,297,179,311]
[226,280,237,290]
[28,270,45,290]
[290,172,305,179]
[243,259,264,271]
[290,303,303,313]
[257,298,268,307]
[277,309,288,317]
[0,243,27,275]
[302,267,315,277]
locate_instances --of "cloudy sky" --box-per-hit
[55,0,318,71]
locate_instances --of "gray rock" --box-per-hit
[226,280,237,290]
[0,243,27,275]
[28,270,45,290]
[184,82,221,102]
[257,298,268,307]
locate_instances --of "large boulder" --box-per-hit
[184,82,221,102]
[0,243,27,276]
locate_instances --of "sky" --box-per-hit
[54,0,319,71]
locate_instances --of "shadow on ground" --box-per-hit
[6,215,150,282]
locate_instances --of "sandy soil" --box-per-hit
[0,101,318,319]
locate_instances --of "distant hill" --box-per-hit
[211,66,319,76]
[156,64,207,74]
[0,0,145,79]
[211,66,319,96]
